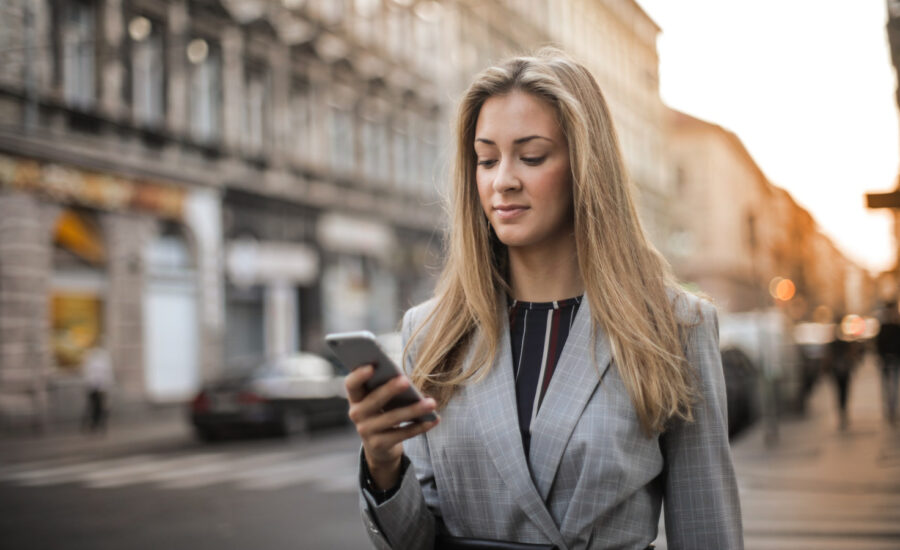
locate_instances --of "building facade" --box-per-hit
[667,109,872,318]
[0,0,671,429]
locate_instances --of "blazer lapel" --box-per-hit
[469,312,568,549]
[528,298,613,501]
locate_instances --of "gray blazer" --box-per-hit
[359,291,743,550]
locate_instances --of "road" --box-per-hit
[0,427,370,550]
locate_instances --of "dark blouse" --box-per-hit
[508,295,583,458]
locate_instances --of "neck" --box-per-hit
[507,241,583,302]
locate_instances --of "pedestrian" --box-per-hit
[81,343,113,434]
[345,49,742,549]
[876,302,900,426]
[826,323,859,431]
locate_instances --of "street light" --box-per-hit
[768,276,796,302]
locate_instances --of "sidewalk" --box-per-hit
[731,353,900,550]
[0,404,192,464]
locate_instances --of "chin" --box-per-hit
[492,230,532,248]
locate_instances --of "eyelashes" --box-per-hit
[476,156,547,168]
[522,156,546,166]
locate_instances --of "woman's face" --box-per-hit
[474,91,573,254]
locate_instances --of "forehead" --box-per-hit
[474,91,562,142]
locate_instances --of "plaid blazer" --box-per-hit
[359,291,743,550]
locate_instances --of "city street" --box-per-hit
[0,425,370,550]
[2,357,899,550]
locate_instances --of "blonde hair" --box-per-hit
[407,48,696,435]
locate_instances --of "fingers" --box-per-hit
[366,416,441,458]
[344,364,374,403]
[356,396,438,437]
[347,373,415,423]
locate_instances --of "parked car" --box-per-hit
[719,309,807,415]
[720,347,760,439]
[189,353,348,441]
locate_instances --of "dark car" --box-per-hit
[189,353,348,441]
[720,346,760,439]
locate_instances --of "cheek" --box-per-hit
[534,164,573,204]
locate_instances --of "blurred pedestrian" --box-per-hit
[81,344,113,434]
[876,302,900,427]
[345,49,742,550]
[826,324,859,431]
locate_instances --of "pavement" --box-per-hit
[0,404,192,464]
[729,353,900,550]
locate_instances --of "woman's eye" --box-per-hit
[477,159,497,168]
[521,156,546,166]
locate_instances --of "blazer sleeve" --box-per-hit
[358,304,441,549]
[660,301,744,549]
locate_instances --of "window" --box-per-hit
[330,104,355,174]
[353,0,380,45]
[128,15,165,127]
[61,0,96,109]
[386,6,411,60]
[361,117,382,184]
[676,165,687,193]
[187,37,222,143]
[291,80,312,163]
[392,114,409,190]
[243,64,270,154]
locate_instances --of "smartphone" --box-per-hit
[325,331,438,423]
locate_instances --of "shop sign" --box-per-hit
[317,213,395,258]
[227,239,320,287]
[0,153,184,219]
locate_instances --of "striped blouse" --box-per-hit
[507,295,583,458]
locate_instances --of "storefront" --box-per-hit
[0,153,220,424]
[317,213,400,336]
[223,190,319,371]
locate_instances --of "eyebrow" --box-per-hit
[474,135,554,146]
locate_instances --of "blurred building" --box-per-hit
[0,0,672,429]
[667,109,874,318]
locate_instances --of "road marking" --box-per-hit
[82,454,228,488]
[237,451,357,490]
[159,451,300,489]
[0,448,364,493]
[1,456,154,486]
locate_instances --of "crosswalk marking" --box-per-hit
[2,456,154,487]
[82,454,228,489]
[238,452,358,490]
[0,449,360,493]
[159,450,301,489]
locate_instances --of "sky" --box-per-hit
[635,1,899,274]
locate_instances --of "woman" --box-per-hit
[346,49,743,550]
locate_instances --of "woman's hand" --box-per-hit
[345,365,440,490]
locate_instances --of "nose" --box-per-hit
[492,158,521,193]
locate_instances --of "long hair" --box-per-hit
[406,48,696,435]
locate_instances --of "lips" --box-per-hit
[493,205,528,220]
